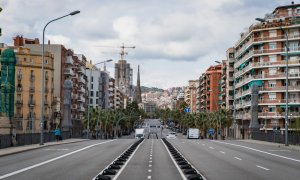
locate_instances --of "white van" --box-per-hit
[187,128,200,139]
[135,128,145,139]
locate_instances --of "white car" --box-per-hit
[166,132,177,139]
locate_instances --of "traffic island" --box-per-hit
[93,138,144,180]
[162,138,206,180]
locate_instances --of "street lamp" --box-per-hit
[86,59,113,139]
[40,10,80,145]
[256,18,289,146]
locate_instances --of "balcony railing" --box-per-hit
[16,99,23,105]
[14,113,23,118]
[66,56,74,65]
[258,98,300,104]
[29,86,35,93]
[28,100,35,106]
[260,85,300,92]
[30,75,35,82]
[64,68,74,76]
[17,74,22,81]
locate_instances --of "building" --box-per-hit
[109,77,115,109]
[185,80,198,112]
[198,65,222,112]
[233,2,300,137]
[134,65,142,103]
[16,36,88,134]
[86,61,102,110]
[114,60,133,97]
[0,46,54,133]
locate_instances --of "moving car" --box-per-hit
[166,132,177,139]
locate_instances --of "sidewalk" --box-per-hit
[0,138,89,157]
[238,139,300,151]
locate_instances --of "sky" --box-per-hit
[0,0,294,89]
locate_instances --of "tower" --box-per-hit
[135,65,142,103]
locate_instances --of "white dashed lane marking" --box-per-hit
[220,151,225,154]
[234,157,242,161]
[256,165,270,171]
[209,147,215,149]
[147,175,151,179]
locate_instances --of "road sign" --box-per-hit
[184,107,190,113]
[208,128,215,135]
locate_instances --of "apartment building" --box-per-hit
[109,77,115,109]
[17,36,88,133]
[233,3,300,135]
[185,80,198,112]
[114,87,125,109]
[86,61,102,109]
[198,65,222,112]
[221,48,235,112]
[0,46,54,133]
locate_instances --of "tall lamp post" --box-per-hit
[256,18,289,146]
[86,59,113,139]
[40,10,80,145]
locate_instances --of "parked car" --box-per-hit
[166,132,177,139]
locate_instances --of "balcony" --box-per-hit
[71,104,77,109]
[258,98,300,104]
[260,85,300,92]
[16,85,22,92]
[79,86,85,93]
[78,66,84,73]
[29,86,35,93]
[66,56,74,65]
[27,113,36,120]
[64,68,74,76]
[17,74,22,81]
[16,99,23,106]
[78,106,85,112]
[30,75,35,82]
[44,100,49,106]
[78,76,85,84]
[258,112,300,118]
[28,100,35,106]
[72,94,78,100]
[14,113,23,118]
[78,95,84,102]
[45,87,49,94]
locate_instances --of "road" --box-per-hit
[0,119,299,180]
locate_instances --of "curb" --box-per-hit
[0,139,90,157]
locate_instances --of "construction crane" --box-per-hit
[94,43,136,60]
[119,43,136,60]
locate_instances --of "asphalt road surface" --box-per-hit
[0,118,299,180]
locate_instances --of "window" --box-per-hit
[268,106,276,112]
[30,59,33,63]
[91,76,93,82]
[268,80,276,88]
[289,42,298,51]
[96,99,98,104]
[269,42,276,50]
[259,56,264,63]
[89,98,93,104]
[91,84,93,89]
[269,55,276,62]
[90,91,94,97]
[24,58,26,62]
[45,59,48,64]
[269,30,276,37]
[96,91,99,97]
[268,93,276,100]
[269,68,277,75]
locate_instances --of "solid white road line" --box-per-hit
[214,141,300,163]
[147,175,152,179]
[209,147,215,149]
[0,140,114,180]
[149,164,152,167]
[148,169,152,172]
[112,140,145,180]
[234,157,242,161]
[220,151,225,154]
[256,165,270,171]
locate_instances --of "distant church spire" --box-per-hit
[135,65,142,103]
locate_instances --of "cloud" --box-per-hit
[0,0,294,88]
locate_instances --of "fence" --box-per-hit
[0,131,71,149]
[251,131,300,145]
